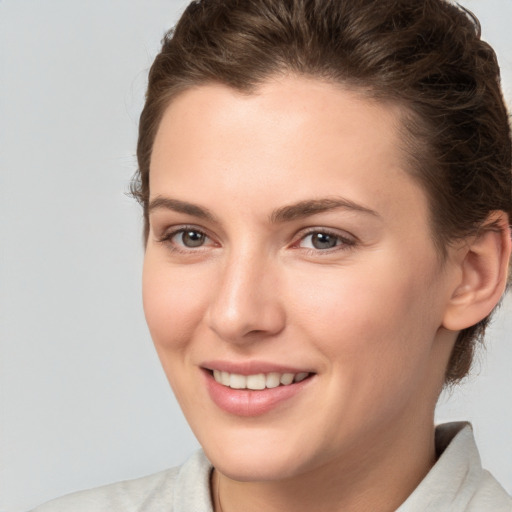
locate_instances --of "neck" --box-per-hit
[212,416,437,512]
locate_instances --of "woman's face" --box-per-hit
[143,77,458,481]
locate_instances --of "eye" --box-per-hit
[174,229,207,248]
[171,228,209,248]
[156,226,214,252]
[298,230,354,251]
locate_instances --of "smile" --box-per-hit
[212,370,310,390]
[203,365,315,416]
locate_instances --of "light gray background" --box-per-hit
[1,1,511,511]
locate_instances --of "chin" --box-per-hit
[198,427,322,482]
[209,449,309,482]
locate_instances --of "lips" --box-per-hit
[201,362,315,416]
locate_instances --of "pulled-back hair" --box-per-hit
[133,0,512,383]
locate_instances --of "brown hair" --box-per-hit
[133,0,512,384]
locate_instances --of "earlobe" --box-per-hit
[442,211,511,332]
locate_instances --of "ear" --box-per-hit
[442,211,511,331]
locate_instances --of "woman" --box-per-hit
[33,0,511,510]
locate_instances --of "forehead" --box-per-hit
[153,77,402,160]
[150,76,429,227]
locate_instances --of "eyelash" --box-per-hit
[157,225,214,254]
[294,228,357,255]
[156,226,357,255]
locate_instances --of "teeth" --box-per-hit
[221,371,230,386]
[266,372,281,388]
[246,374,266,390]
[212,370,311,389]
[280,373,294,385]
[229,373,246,389]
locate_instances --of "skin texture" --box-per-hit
[142,77,508,512]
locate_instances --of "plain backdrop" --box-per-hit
[1,1,511,511]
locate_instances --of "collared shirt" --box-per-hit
[31,422,511,511]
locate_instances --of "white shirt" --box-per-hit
[31,422,512,511]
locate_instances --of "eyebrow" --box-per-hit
[148,196,380,223]
[269,197,380,223]
[148,196,216,222]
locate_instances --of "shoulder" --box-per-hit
[29,450,213,512]
[398,422,512,512]
[440,423,512,511]
[30,468,180,512]
[466,469,512,512]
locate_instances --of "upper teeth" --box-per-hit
[212,370,309,390]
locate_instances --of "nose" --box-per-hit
[205,250,286,344]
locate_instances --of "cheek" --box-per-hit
[142,253,214,412]
[289,258,442,379]
[142,252,209,353]
[297,268,444,436]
